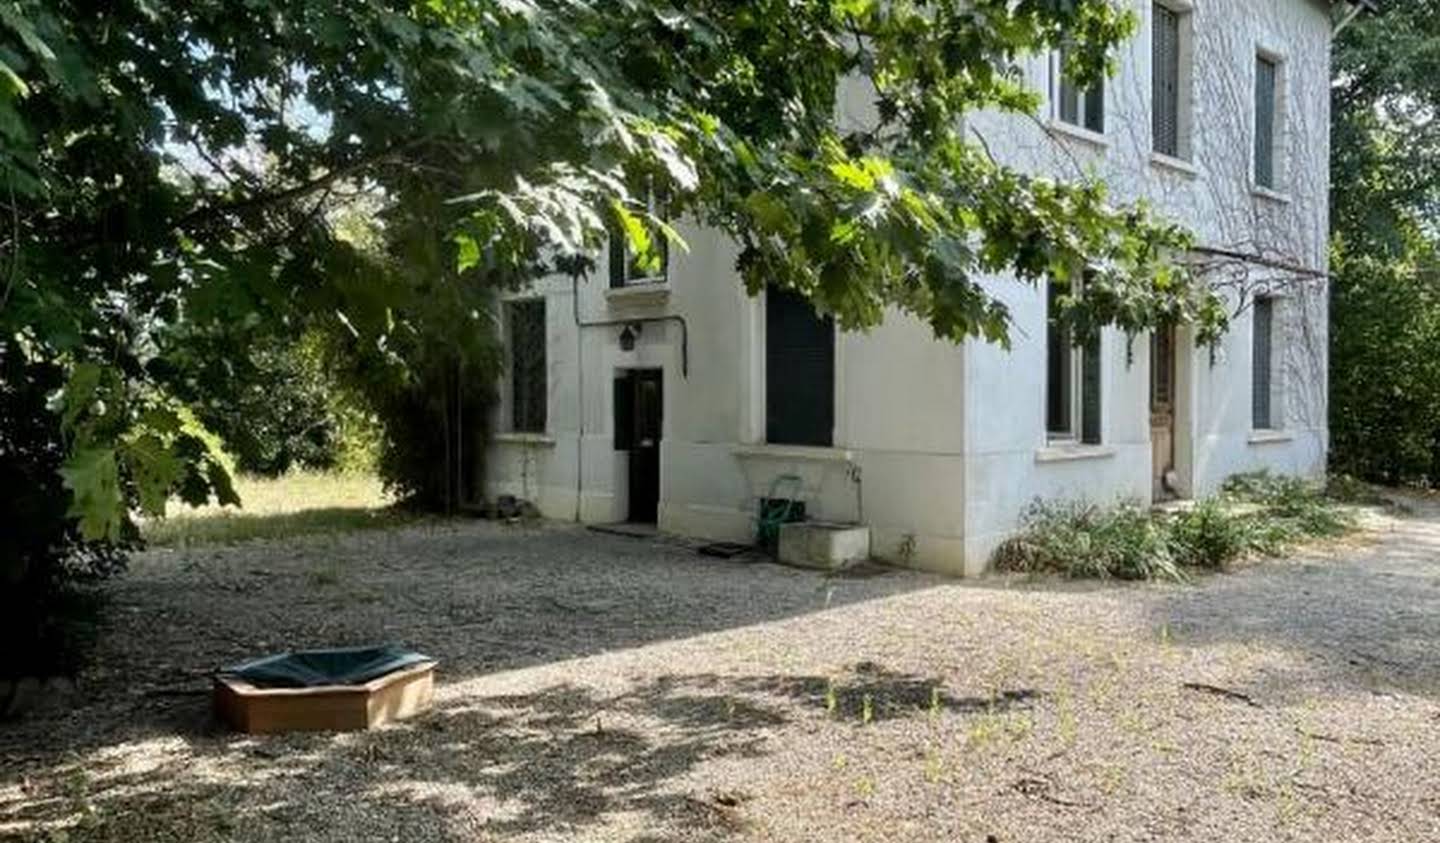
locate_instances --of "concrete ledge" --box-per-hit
[1034,444,1118,464]
[1248,429,1296,445]
[778,522,870,570]
[733,444,854,463]
[492,432,557,447]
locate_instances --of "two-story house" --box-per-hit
[486,0,1368,576]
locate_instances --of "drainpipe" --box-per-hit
[569,271,691,522]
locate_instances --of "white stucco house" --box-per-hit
[487,0,1370,576]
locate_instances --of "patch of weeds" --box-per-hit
[994,499,1183,582]
[1223,471,1356,548]
[1168,497,1257,570]
[923,748,944,783]
[1054,685,1078,748]
[995,472,1357,582]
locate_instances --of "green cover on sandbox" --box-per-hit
[218,645,433,689]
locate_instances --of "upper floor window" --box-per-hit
[1055,47,1104,134]
[1151,2,1192,161]
[1046,281,1102,445]
[507,299,547,433]
[608,186,669,288]
[1254,53,1281,190]
[766,286,835,447]
[1252,296,1277,430]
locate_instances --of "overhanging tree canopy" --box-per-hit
[0,0,1224,545]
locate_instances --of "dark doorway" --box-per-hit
[614,369,663,523]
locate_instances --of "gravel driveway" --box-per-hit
[3,503,1439,842]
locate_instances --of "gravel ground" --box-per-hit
[2,502,1439,842]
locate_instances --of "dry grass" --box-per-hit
[140,472,419,548]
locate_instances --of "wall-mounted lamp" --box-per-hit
[618,323,641,351]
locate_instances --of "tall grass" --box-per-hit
[995,472,1357,581]
[141,472,422,548]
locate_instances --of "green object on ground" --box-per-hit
[219,645,433,689]
[757,474,805,551]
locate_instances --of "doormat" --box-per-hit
[587,523,660,539]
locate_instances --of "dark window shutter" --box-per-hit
[1081,333,1102,445]
[613,374,634,450]
[1152,5,1180,157]
[1084,80,1105,133]
[1046,283,1073,437]
[766,286,834,447]
[608,233,626,288]
[1059,78,1080,126]
[1252,298,1274,428]
[508,300,547,433]
[1255,56,1278,188]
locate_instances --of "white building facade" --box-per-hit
[487,0,1348,576]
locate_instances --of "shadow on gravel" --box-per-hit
[1,523,948,837]
[1146,511,1440,702]
[1,663,1027,841]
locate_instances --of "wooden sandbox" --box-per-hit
[214,660,435,734]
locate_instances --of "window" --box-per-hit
[1047,282,1102,445]
[508,299,547,433]
[1056,47,1104,134]
[1252,297,1275,429]
[1151,3,1186,158]
[608,187,669,287]
[1254,54,1279,189]
[766,286,834,447]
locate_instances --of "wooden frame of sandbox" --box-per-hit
[213,660,436,734]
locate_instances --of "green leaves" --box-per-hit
[59,446,121,541]
[5,0,1220,547]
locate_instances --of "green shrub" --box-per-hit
[1223,470,1354,544]
[1167,497,1254,570]
[994,500,1184,582]
[996,473,1358,582]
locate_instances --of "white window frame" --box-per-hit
[1050,49,1106,141]
[1150,0,1196,167]
[504,297,548,435]
[1252,46,1289,197]
[1046,281,1102,446]
[1251,294,1286,432]
[609,182,670,288]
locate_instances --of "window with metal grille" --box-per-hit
[1047,282,1102,445]
[1255,55,1279,189]
[1152,4,1182,157]
[1252,297,1275,429]
[609,186,669,287]
[766,286,834,447]
[508,299,547,433]
[1057,47,1104,133]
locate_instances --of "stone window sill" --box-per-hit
[1035,444,1118,463]
[1045,119,1109,150]
[1252,185,1292,204]
[733,444,854,463]
[605,281,671,305]
[493,432,557,447]
[1247,429,1294,445]
[1150,151,1199,178]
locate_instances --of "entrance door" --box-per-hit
[615,369,663,523]
[1150,327,1177,502]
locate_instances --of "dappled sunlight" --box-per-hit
[142,472,408,548]
[6,502,1440,840]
